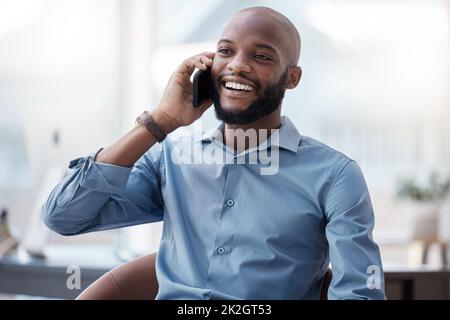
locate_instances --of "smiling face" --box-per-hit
[210,8,302,125]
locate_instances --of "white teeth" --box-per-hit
[224,81,253,92]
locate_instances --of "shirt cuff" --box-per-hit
[68,148,133,193]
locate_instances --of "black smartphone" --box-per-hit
[192,67,212,108]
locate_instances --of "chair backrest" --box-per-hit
[77,252,158,300]
[320,269,332,300]
[77,252,332,300]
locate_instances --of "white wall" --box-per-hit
[0,0,120,239]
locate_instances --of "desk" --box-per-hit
[0,245,123,299]
[385,265,450,300]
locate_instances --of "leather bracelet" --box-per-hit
[136,111,167,143]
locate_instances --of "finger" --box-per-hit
[177,58,205,76]
[200,52,215,60]
[200,56,213,67]
[177,52,215,75]
[177,59,196,75]
[187,56,208,71]
[194,59,208,70]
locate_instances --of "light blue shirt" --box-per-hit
[42,116,385,300]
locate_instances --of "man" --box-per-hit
[42,7,385,300]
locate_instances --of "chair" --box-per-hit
[77,253,158,300]
[77,252,332,300]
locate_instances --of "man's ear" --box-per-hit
[286,66,302,89]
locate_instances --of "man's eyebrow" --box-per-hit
[217,38,234,45]
[254,43,277,53]
[217,39,278,54]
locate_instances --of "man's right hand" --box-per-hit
[152,52,215,134]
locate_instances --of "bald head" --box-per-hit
[225,6,301,66]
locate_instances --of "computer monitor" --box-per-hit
[19,103,114,257]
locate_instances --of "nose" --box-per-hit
[226,53,252,74]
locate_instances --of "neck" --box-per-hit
[223,110,282,153]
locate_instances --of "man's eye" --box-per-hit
[217,48,232,54]
[255,54,272,61]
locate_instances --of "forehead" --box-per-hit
[219,13,287,55]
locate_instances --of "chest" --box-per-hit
[162,162,326,245]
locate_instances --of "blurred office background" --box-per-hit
[1,0,450,299]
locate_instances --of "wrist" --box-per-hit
[150,108,179,135]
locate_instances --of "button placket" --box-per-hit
[206,165,238,288]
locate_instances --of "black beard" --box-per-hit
[211,70,288,125]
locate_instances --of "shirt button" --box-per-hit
[226,199,234,207]
[217,247,225,255]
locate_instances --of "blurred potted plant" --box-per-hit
[396,172,450,241]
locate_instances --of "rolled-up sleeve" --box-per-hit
[42,146,165,236]
[325,160,386,300]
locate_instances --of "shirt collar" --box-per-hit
[196,116,301,153]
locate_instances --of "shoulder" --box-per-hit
[298,137,371,217]
[297,135,354,174]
